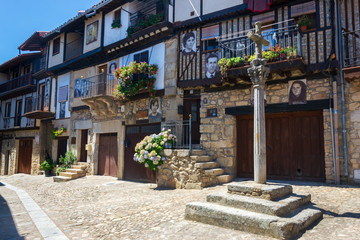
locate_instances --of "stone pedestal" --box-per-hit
[185,180,322,239]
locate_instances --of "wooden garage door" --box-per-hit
[98,133,118,177]
[124,124,160,183]
[237,110,325,181]
[18,139,33,174]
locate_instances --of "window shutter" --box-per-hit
[201,25,219,40]
[291,1,316,17]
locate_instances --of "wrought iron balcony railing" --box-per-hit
[129,0,165,27]
[80,73,117,99]
[161,120,192,151]
[24,94,51,113]
[343,29,360,68]
[219,24,302,60]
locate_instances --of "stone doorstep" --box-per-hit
[59,172,78,179]
[216,175,232,184]
[207,192,311,217]
[228,181,293,200]
[185,201,322,240]
[71,165,87,170]
[66,168,85,174]
[204,168,225,176]
[195,162,218,169]
[190,149,207,156]
[190,155,212,162]
[53,176,72,182]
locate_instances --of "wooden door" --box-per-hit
[57,137,68,164]
[183,98,200,145]
[18,140,33,174]
[236,110,325,181]
[98,133,118,177]
[80,130,88,162]
[124,124,160,183]
[98,65,107,95]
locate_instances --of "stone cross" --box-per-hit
[247,22,270,184]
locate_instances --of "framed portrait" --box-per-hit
[81,78,89,97]
[59,101,66,119]
[182,31,196,55]
[74,79,82,98]
[205,52,220,79]
[288,79,307,105]
[108,60,118,74]
[86,20,98,45]
[44,78,51,111]
[148,97,162,123]
[58,85,68,102]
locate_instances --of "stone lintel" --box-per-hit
[227,181,293,200]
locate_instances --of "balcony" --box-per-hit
[0,73,36,100]
[0,116,35,130]
[342,29,360,81]
[81,73,117,116]
[23,94,55,119]
[65,36,83,61]
[105,0,173,53]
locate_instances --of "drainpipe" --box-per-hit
[336,0,349,177]
[331,77,341,184]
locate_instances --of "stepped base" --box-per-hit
[228,181,293,200]
[185,181,322,239]
[186,202,322,240]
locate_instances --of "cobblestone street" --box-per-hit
[0,174,359,240]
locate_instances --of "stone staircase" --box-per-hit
[185,180,322,239]
[53,162,87,182]
[191,149,232,187]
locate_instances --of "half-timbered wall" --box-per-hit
[177,0,335,85]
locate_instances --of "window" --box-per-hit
[292,1,316,30]
[201,25,219,51]
[114,9,121,22]
[15,100,22,127]
[53,38,60,56]
[134,51,149,63]
[5,102,11,118]
[23,65,31,75]
[25,97,33,113]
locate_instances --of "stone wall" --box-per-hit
[157,149,202,189]
[345,79,360,183]
[200,78,335,181]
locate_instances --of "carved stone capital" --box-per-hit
[247,58,269,86]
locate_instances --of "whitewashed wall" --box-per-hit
[119,42,165,90]
[56,73,71,119]
[104,3,131,46]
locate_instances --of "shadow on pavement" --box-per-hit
[0,188,24,240]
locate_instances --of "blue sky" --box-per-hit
[0,0,101,64]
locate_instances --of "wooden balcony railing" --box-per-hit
[0,73,35,99]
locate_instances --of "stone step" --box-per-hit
[66,168,85,174]
[191,149,207,156]
[228,181,293,200]
[59,172,78,178]
[72,165,87,170]
[185,201,322,239]
[216,174,232,184]
[195,161,218,169]
[76,162,87,166]
[190,155,212,162]
[204,168,225,176]
[207,192,311,216]
[53,176,72,182]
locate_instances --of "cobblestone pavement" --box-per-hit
[0,174,359,240]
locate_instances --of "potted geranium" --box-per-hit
[297,15,311,31]
[41,153,55,177]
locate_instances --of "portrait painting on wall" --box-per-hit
[58,85,68,102]
[205,52,220,79]
[125,102,136,125]
[108,60,118,80]
[86,20,98,45]
[81,78,89,97]
[148,97,162,123]
[44,78,51,111]
[59,101,66,119]
[74,79,82,98]
[182,31,196,55]
[288,79,307,105]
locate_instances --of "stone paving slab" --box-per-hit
[0,174,360,240]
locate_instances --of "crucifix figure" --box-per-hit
[247,22,270,184]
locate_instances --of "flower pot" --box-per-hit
[44,170,52,177]
[300,25,308,32]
